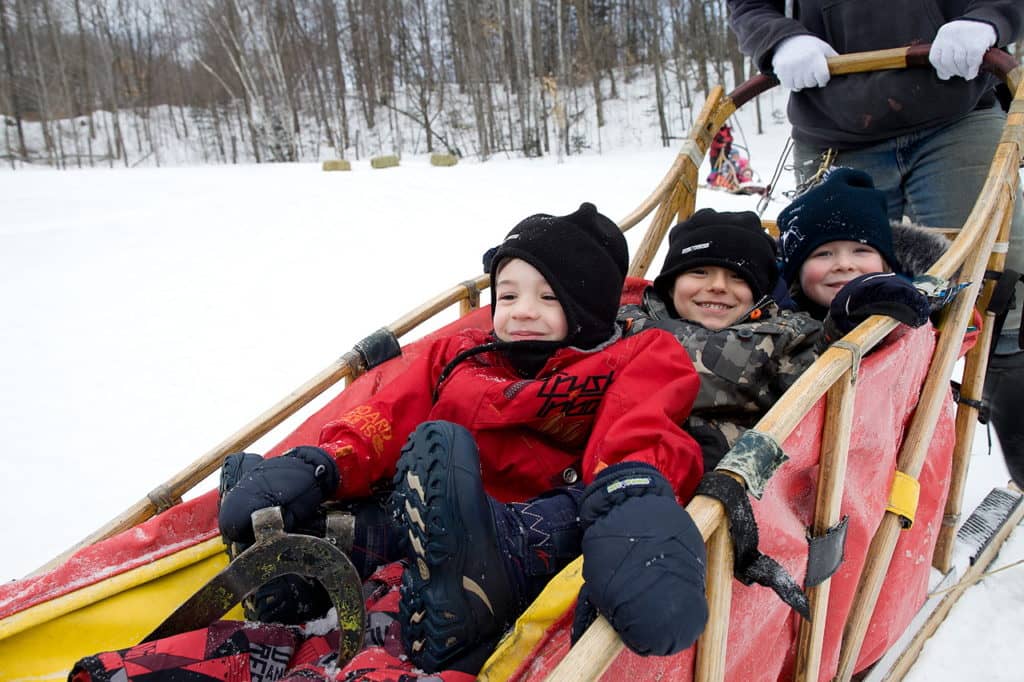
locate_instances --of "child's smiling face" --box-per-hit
[799,240,887,306]
[671,265,753,330]
[493,258,569,342]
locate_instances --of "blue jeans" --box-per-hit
[793,108,1024,354]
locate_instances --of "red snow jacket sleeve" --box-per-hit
[581,328,704,502]
[316,334,462,498]
[316,327,702,503]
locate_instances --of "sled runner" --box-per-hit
[0,46,1021,682]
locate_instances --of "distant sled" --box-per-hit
[705,124,767,195]
[0,46,1022,682]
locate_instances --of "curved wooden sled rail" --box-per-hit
[547,45,1023,682]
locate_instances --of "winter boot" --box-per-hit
[390,420,582,674]
[984,350,1024,488]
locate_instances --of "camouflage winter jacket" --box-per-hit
[620,288,824,471]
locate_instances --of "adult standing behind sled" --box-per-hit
[213,204,708,678]
[726,0,1024,486]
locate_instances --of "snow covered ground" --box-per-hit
[2,105,1021,679]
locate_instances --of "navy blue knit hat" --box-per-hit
[653,209,778,308]
[777,167,898,285]
[487,203,628,349]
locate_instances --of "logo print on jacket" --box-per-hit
[337,405,393,456]
[536,372,614,418]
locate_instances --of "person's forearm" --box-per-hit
[727,0,811,71]
[960,1,1023,46]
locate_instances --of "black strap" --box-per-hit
[805,517,849,588]
[353,328,402,371]
[696,472,811,621]
[985,269,1018,316]
[433,341,505,402]
[983,269,1024,353]
[950,380,990,424]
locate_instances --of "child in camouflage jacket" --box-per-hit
[620,208,824,471]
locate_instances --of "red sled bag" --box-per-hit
[69,620,299,681]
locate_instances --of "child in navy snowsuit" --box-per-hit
[777,167,943,340]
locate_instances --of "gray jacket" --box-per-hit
[727,0,1023,149]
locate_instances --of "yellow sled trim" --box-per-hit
[886,469,921,529]
[0,537,243,681]
[479,556,584,681]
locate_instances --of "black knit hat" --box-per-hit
[487,202,628,349]
[777,167,899,285]
[652,208,778,310]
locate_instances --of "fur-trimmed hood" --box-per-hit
[890,221,950,279]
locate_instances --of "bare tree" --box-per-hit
[193,0,301,162]
[72,0,95,165]
[573,0,604,129]
[22,0,63,165]
[320,0,350,153]
[345,0,377,130]
[0,0,28,163]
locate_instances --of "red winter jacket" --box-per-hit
[317,326,703,504]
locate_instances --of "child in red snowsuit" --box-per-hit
[72,203,709,682]
[220,201,710,674]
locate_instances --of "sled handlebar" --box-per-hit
[729,45,1020,109]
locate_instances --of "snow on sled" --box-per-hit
[1,47,1022,682]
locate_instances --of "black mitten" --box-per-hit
[217,450,335,625]
[571,463,708,656]
[248,573,333,625]
[686,419,731,472]
[828,273,930,337]
[218,451,264,509]
[218,446,340,545]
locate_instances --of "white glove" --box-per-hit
[772,35,838,91]
[929,20,996,80]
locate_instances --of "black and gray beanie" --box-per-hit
[777,167,899,285]
[487,202,628,349]
[652,208,778,311]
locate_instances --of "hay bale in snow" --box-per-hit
[370,155,400,169]
[322,159,352,171]
[430,153,458,167]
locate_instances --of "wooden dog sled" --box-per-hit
[0,47,1021,682]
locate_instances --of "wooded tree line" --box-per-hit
[1,1,771,168]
